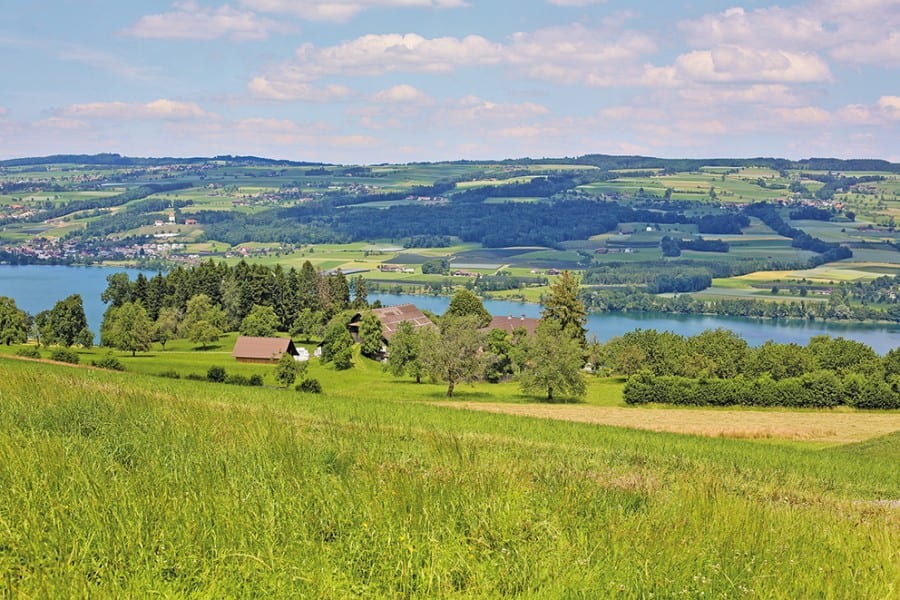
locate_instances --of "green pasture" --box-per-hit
[0,355,896,597]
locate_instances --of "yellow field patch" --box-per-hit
[439,402,900,444]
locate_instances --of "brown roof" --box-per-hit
[232,336,298,360]
[366,304,436,340]
[484,315,540,336]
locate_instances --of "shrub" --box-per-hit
[158,370,181,379]
[50,347,80,364]
[15,346,41,359]
[296,378,323,394]
[185,373,205,381]
[92,356,125,371]
[333,347,353,371]
[207,366,227,383]
[249,374,264,387]
[225,374,250,386]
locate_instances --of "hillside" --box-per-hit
[1,357,897,596]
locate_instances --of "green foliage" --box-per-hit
[103,302,153,356]
[239,304,280,337]
[332,347,353,371]
[15,346,41,359]
[153,307,180,350]
[182,293,227,349]
[248,374,264,387]
[320,317,353,365]
[541,270,587,348]
[275,352,306,387]
[0,296,29,345]
[358,311,384,359]
[290,308,324,343]
[445,288,491,328]
[519,319,586,402]
[92,356,125,371]
[296,378,323,393]
[385,321,425,383]
[420,315,487,397]
[50,347,80,364]
[206,366,227,383]
[43,294,91,347]
[158,369,180,379]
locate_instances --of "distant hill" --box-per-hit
[1,152,897,173]
[0,153,329,168]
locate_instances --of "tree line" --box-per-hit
[596,328,900,409]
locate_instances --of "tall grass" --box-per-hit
[0,358,896,597]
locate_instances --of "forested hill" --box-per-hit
[1,153,897,172]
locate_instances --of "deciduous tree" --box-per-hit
[519,319,586,402]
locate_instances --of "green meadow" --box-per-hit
[0,353,897,597]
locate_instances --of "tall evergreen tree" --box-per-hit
[541,270,587,348]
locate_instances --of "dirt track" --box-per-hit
[437,402,900,444]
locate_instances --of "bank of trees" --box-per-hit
[605,328,900,409]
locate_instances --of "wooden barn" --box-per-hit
[232,336,302,363]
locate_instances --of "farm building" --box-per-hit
[348,304,436,343]
[232,336,304,363]
[483,315,541,337]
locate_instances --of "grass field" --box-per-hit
[0,356,896,596]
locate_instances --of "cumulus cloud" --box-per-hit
[679,1,900,66]
[372,84,432,104]
[240,0,467,22]
[248,76,354,102]
[249,23,656,100]
[125,1,289,41]
[658,46,832,85]
[62,99,209,120]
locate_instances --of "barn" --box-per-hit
[232,336,303,363]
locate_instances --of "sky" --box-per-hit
[1,0,898,164]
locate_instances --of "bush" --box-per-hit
[207,366,227,383]
[296,378,323,394]
[225,374,250,386]
[15,346,41,359]
[158,370,181,379]
[92,356,125,371]
[249,374,264,387]
[185,373,205,381]
[50,347,80,364]
[333,347,353,371]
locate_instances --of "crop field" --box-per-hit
[0,356,897,596]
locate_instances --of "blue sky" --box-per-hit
[1,0,898,163]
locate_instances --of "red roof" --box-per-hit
[351,304,436,340]
[484,315,540,336]
[232,336,297,360]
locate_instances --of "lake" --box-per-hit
[1,265,899,353]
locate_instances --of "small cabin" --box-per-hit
[232,336,302,363]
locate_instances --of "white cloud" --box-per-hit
[249,23,656,100]
[372,84,432,104]
[248,76,354,101]
[507,24,656,86]
[125,1,289,41]
[771,106,832,125]
[62,99,209,120]
[665,46,832,84]
[678,1,900,67]
[240,0,467,22]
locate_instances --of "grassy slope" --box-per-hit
[0,357,897,598]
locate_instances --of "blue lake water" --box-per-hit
[0,265,898,354]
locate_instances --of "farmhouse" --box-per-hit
[348,304,436,343]
[232,336,304,363]
[483,315,540,337]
